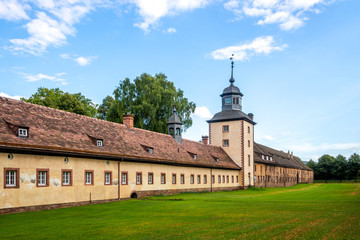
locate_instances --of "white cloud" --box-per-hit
[22,72,67,85]
[224,0,336,31]
[289,142,360,153]
[193,106,213,119]
[133,0,210,32]
[211,36,287,61]
[166,27,176,33]
[0,0,30,21]
[61,53,97,66]
[0,92,23,100]
[256,135,276,141]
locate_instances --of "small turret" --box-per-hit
[167,105,182,145]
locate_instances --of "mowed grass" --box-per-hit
[0,184,359,239]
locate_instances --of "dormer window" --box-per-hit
[148,148,153,154]
[266,156,269,161]
[261,155,265,160]
[188,152,197,160]
[97,139,103,147]
[18,128,28,137]
[270,156,273,161]
[141,144,154,154]
[212,156,220,163]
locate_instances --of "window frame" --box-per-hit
[180,174,185,184]
[85,170,94,185]
[4,168,20,189]
[248,155,251,166]
[121,171,128,185]
[232,175,234,183]
[190,174,194,184]
[212,175,215,184]
[218,175,221,184]
[61,169,73,186]
[148,172,154,185]
[236,176,239,183]
[223,139,229,147]
[248,126,250,133]
[161,173,166,184]
[248,140,250,147]
[97,139,103,147]
[203,175,207,184]
[223,125,229,133]
[18,127,29,138]
[197,175,201,184]
[104,171,112,185]
[136,172,142,185]
[226,175,229,183]
[222,175,225,183]
[172,173,176,184]
[36,168,49,187]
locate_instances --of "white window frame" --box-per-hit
[148,148,153,154]
[148,173,153,184]
[105,172,111,185]
[63,171,70,185]
[38,171,47,186]
[18,128,28,137]
[172,174,176,184]
[161,174,166,184]
[194,154,197,160]
[190,175,194,184]
[6,170,16,187]
[180,174,184,184]
[262,155,265,160]
[136,173,142,185]
[121,172,128,185]
[86,172,92,185]
[97,139,103,147]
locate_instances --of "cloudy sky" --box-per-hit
[1,0,359,161]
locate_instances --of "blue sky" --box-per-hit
[1,0,359,161]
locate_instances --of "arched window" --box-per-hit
[169,128,174,135]
[176,128,181,136]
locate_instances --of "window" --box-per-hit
[194,154,197,160]
[62,170,72,186]
[85,170,94,185]
[254,165,257,171]
[266,156,269,161]
[262,155,265,160]
[223,125,229,132]
[172,174,176,184]
[236,176,239,183]
[204,175,207,184]
[136,172,142,185]
[37,169,49,187]
[121,172,128,185]
[222,175,225,183]
[148,172,153,184]
[188,152,197,160]
[97,139,103,147]
[18,128,28,137]
[161,173,166,184]
[232,175,234,183]
[248,140,250,147]
[180,174,185,184]
[248,155,251,166]
[141,144,154,154]
[212,175,215,184]
[218,175,221,183]
[197,175,201,184]
[148,148,153,154]
[190,174,194,184]
[105,171,112,185]
[4,168,19,188]
[270,156,273,161]
[223,139,229,147]
[254,175,257,183]
[248,126,250,133]
[226,175,229,183]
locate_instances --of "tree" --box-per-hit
[317,155,336,180]
[97,95,115,120]
[100,73,196,133]
[22,87,97,117]
[348,153,360,180]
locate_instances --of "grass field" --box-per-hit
[0,183,359,239]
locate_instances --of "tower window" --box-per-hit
[248,140,250,147]
[248,126,250,133]
[176,128,181,136]
[223,139,229,147]
[223,125,229,132]
[248,155,251,166]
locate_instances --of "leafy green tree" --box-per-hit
[97,95,115,120]
[101,73,196,133]
[348,153,360,179]
[317,155,336,180]
[22,87,97,117]
[334,155,348,180]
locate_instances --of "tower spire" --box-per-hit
[230,54,235,84]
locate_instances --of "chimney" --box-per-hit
[123,114,134,130]
[248,113,254,121]
[202,135,209,145]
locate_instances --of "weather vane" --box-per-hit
[230,54,235,84]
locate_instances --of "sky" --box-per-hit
[1,0,359,162]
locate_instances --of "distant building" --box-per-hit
[0,62,313,213]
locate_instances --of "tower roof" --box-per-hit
[167,106,182,125]
[220,55,243,97]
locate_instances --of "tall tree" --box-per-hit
[22,87,97,117]
[348,153,360,179]
[101,73,196,133]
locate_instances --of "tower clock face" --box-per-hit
[225,98,232,105]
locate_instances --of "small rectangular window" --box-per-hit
[204,175,207,184]
[226,175,229,183]
[248,126,250,134]
[105,171,112,185]
[5,168,19,188]
[223,139,229,147]
[222,175,225,183]
[197,175,201,184]
[262,155,265,160]
[85,170,94,185]
[254,165,257,171]
[37,169,49,187]
[218,175,221,183]
[121,172,128,185]
[180,174,185,184]
[161,173,166,184]
[136,172,142,185]
[266,156,269,160]
[148,148,153,154]
[172,174,176,184]
[18,128,28,137]
[212,175,215,184]
[97,139,103,147]
[248,155,251,166]
[223,125,229,132]
[248,140,250,147]
[236,176,239,183]
[190,174,194,184]
[232,175,234,183]
[148,172,153,184]
[62,170,72,186]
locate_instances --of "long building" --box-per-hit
[0,63,313,213]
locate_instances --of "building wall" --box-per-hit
[1,153,241,210]
[209,120,254,187]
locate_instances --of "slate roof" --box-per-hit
[221,83,243,97]
[207,110,255,124]
[254,142,312,171]
[0,97,240,170]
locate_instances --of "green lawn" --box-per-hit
[1,184,359,239]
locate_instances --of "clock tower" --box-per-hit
[207,57,256,188]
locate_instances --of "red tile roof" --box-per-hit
[0,97,240,170]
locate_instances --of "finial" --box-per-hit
[172,104,177,114]
[230,54,235,84]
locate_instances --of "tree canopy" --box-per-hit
[99,73,196,133]
[21,87,97,117]
[306,153,360,180]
